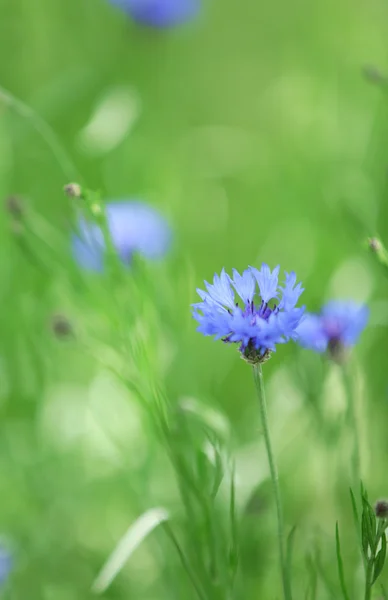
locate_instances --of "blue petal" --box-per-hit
[321,301,369,346]
[203,269,235,310]
[193,304,232,338]
[278,271,304,310]
[72,200,171,271]
[231,268,255,304]
[227,308,257,346]
[71,224,105,271]
[296,314,329,352]
[108,0,199,27]
[0,547,12,585]
[250,263,280,303]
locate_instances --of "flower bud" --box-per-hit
[375,499,388,519]
[5,195,24,218]
[363,65,387,85]
[64,183,82,199]
[368,237,383,253]
[51,314,73,339]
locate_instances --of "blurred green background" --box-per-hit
[1,0,388,597]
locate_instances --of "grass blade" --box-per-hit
[287,525,297,579]
[335,522,351,600]
[92,507,169,593]
[372,532,387,584]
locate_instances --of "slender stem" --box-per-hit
[364,559,373,600]
[0,84,78,181]
[163,523,207,600]
[253,364,292,600]
[342,364,361,487]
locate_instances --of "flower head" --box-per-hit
[296,300,369,360]
[108,0,199,27]
[72,200,171,271]
[375,500,388,519]
[192,264,305,364]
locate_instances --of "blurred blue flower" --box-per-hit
[0,546,12,585]
[192,265,305,363]
[296,300,369,355]
[108,0,199,27]
[72,200,171,271]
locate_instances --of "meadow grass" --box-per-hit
[1,0,388,598]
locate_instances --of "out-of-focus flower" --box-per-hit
[51,314,74,339]
[0,546,12,585]
[72,200,171,271]
[375,500,388,519]
[296,300,369,358]
[108,0,199,27]
[192,264,305,364]
[5,195,24,219]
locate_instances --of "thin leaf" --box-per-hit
[314,548,337,600]
[163,523,207,600]
[372,532,387,584]
[179,397,230,439]
[305,554,318,600]
[335,522,351,600]
[92,507,169,593]
[229,463,239,576]
[349,488,360,530]
[362,494,377,555]
[381,583,388,600]
[287,525,297,578]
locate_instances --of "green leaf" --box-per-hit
[372,532,387,584]
[335,522,351,600]
[92,507,169,593]
[287,525,297,577]
[305,554,318,600]
[349,488,360,530]
[380,583,388,600]
[314,547,337,600]
[228,463,239,576]
[362,494,377,555]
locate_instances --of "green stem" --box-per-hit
[163,523,207,600]
[364,559,373,600]
[0,84,78,181]
[342,365,361,488]
[253,364,292,600]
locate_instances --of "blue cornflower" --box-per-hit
[192,264,305,364]
[108,0,199,27]
[0,546,12,586]
[72,200,171,271]
[296,300,369,359]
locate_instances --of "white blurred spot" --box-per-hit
[328,256,373,303]
[41,373,148,473]
[78,86,141,155]
[323,365,346,418]
[179,396,230,438]
[92,507,169,594]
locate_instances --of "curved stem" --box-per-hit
[253,364,292,600]
[342,364,361,487]
[0,84,78,181]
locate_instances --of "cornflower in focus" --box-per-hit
[72,200,171,271]
[192,264,305,364]
[296,300,369,362]
[108,0,199,27]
